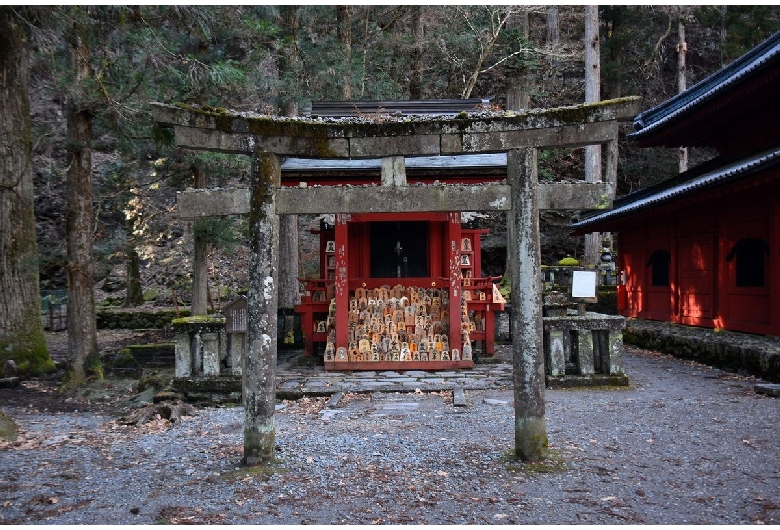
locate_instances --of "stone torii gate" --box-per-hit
[152,97,640,464]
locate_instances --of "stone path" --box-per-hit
[275,348,514,397]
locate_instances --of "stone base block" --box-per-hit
[0,377,20,389]
[546,373,629,389]
[754,383,780,397]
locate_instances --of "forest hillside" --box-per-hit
[19,6,780,310]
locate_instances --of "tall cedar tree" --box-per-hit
[0,8,55,376]
[64,18,101,384]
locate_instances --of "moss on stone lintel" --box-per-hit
[171,315,226,334]
[165,96,641,144]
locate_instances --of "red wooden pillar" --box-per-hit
[715,210,727,329]
[484,305,496,354]
[302,307,314,356]
[335,214,349,351]
[447,213,462,355]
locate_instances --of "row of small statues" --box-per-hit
[324,333,474,363]
[317,285,451,333]
[320,285,481,363]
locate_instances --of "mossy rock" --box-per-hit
[112,348,140,369]
[139,371,173,393]
[0,410,18,442]
[143,289,160,302]
[558,256,580,266]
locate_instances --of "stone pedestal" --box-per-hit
[172,316,227,377]
[223,296,248,376]
[543,312,628,387]
[546,329,566,377]
[227,333,246,376]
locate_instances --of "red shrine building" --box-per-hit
[287,100,507,370]
[575,31,780,337]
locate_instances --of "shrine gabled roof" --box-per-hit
[629,30,780,147]
[304,98,493,118]
[287,99,502,177]
[279,153,509,186]
[572,144,780,232]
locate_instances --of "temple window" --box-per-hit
[727,237,768,287]
[647,249,671,287]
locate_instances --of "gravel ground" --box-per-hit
[1,346,778,525]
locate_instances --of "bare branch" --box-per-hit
[647,13,673,69]
[480,47,575,74]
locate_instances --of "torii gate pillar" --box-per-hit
[243,151,280,465]
[507,148,546,460]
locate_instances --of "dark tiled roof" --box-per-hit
[281,153,507,172]
[630,30,780,140]
[573,145,780,230]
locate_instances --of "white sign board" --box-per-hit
[571,270,597,299]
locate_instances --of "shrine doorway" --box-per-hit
[369,221,429,278]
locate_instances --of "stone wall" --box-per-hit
[624,319,780,383]
[96,308,191,330]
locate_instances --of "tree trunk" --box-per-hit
[191,164,208,315]
[546,6,560,49]
[505,9,530,111]
[504,8,530,278]
[677,14,688,173]
[277,8,302,313]
[65,31,100,384]
[337,5,353,100]
[408,5,425,99]
[278,216,300,309]
[124,214,144,307]
[0,13,53,376]
[545,6,564,101]
[279,6,301,116]
[603,9,623,100]
[583,5,602,267]
[719,6,727,68]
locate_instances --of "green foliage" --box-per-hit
[695,6,780,66]
[194,217,243,251]
[194,152,251,187]
[151,125,175,149]
[498,275,511,301]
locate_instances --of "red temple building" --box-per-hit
[286,101,507,370]
[290,145,506,370]
[575,31,780,337]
